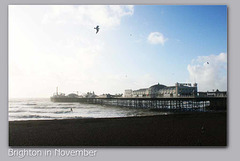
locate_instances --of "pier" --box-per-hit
[50,97,227,111]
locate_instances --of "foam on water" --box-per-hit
[9,98,169,121]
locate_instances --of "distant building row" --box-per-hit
[53,83,227,99]
[53,90,123,98]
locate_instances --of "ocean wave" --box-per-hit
[9,114,87,121]
[57,103,77,105]
[53,111,72,114]
[21,103,37,105]
[34,106,77,109]
[11,110,73,114]
[8,99,175,121]
[9,110,27,113]
[12,115,55,119]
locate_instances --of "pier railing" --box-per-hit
[51,97,227,111]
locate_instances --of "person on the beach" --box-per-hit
[201,125,205,134]
[70,108,73,112]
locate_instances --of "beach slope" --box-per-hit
[9,112,227,146]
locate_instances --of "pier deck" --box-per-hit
[50,97,227,111]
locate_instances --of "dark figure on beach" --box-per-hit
[201,125,205,134]
[94,25,100,34]
[70,108,73,112]
[207,62,209,64]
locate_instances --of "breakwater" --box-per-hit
[50,97,227,111]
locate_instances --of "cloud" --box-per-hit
[9,5,135,98]
[187,53,227,91]
[42,5,134,28]
[147,32,167,45]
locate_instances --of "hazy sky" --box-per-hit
[9,5,227,98]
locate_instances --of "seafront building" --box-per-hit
[125,82,198,98]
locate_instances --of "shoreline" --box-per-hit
[9,110,225,122]
[9,112,227,146]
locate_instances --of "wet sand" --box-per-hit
[9,112,227,146]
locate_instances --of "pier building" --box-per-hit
[132,88,149,97]
[51,83,227,111]
[198,90,227,97]
[124,89,133,97]
[125,82,198,98]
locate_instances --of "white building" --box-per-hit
[158,83,197,97]
[124,89,133,98]
[132,88,148,97]
[124,82,198,98]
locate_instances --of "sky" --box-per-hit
[9,5,227,98]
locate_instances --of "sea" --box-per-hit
[9,98,171,121]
